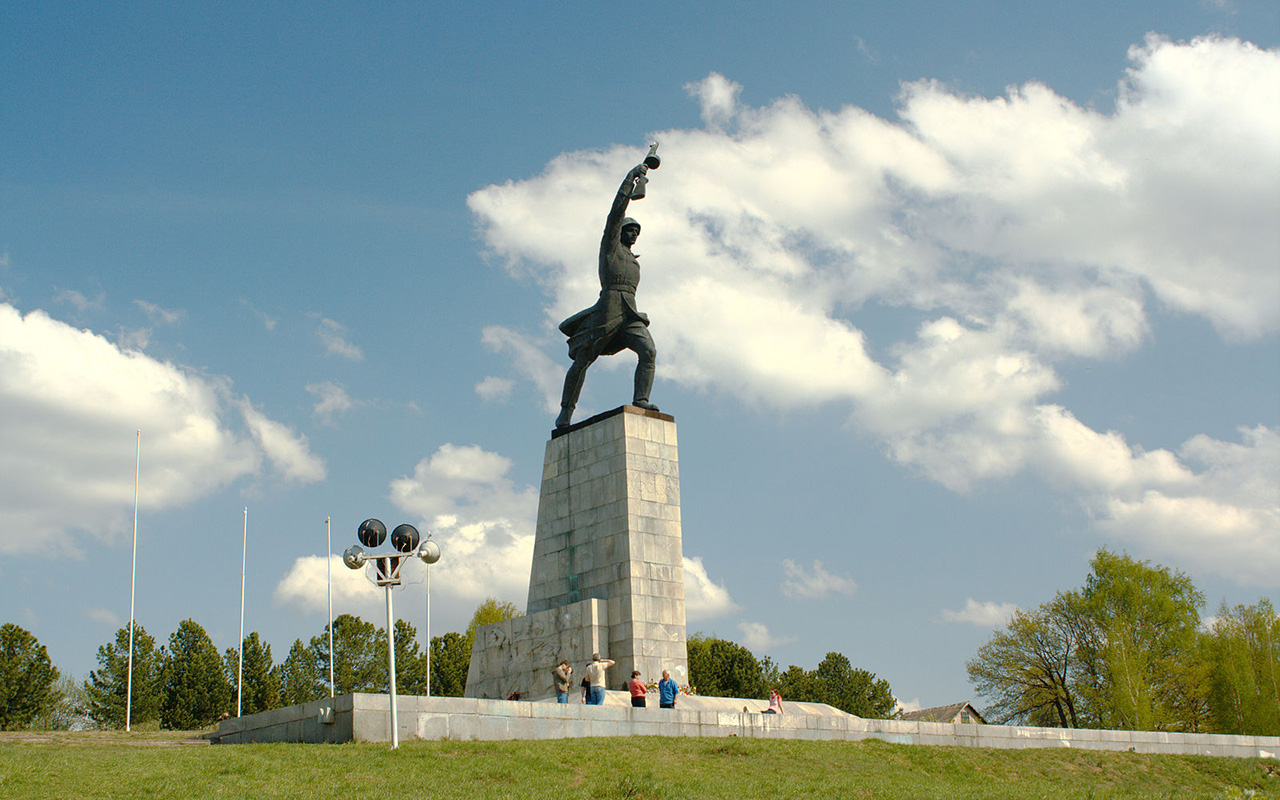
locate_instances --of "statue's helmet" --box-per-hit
[621,217,641,232]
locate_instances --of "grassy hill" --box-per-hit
[1,731,1276,799]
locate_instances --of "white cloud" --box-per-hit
[468,35,1279,587]
[0,303,325,553]
[239,401,327,483]
[307,381,359,425]
[316,317,364,361]
[54,289,104,313]
[1094,426,1280,586]
[480,325,563,413]
[387,444,539,606]
[780,559,857,599]
[685,72,742,130]
[475,376,514,402]
[117,327,152,351]
[274,554,385,619]
[941,599,1019,627]
[895,697,922,715]
[683,556,740,620]
[738,620,795,653]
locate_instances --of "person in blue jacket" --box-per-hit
[658,669,679,709]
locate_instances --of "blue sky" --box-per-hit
[2,1,1277,712]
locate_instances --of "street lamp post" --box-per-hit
[343,518,439,749]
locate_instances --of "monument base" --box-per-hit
[466,406,688,700]
[464,599,607,700]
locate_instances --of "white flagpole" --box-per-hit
[238,507,247,717]
[126,430,140,732]
[430,558,435,696]
[327,516,334,698]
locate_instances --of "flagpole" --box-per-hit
[126,430,140,732]
[238,507,247,717]
[327,516,334,698]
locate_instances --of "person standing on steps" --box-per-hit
[585,652,615,705]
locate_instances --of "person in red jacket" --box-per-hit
[628,670,647,708]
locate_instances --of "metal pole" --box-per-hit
[238,507,247,717]
[386,581,398,749]
[327,517,334,698]
[126,429,140,732]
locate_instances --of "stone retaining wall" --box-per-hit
[215,693,1279,760]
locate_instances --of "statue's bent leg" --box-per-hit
[629,329,658,412]
[556,357,593,428]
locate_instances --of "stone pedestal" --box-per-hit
[465,405,688,699]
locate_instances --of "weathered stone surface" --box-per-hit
[468,406,688,699]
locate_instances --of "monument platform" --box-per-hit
[466,406,688,699]
[213,693,1279,759]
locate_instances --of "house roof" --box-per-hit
[900,701,986,724]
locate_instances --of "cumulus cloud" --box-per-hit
[684,556,740,620]
[940,599,1020,627]
[1093,425,1280,586]
[274,554,386,619]
[475,376,514,402]
[738,620,795,652]
[316,317,364,361]
[387,443,539,606]
[780,559,857,599]
[685,72,742,129]
[468,35,1280,586]
[0,303,326,553]
[896,697,923,714]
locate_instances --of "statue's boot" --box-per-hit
[556,359,590,428]
[632,360,659,412]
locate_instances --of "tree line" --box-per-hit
[967,549,1279,736]
[2,593,898,730]
[686,635,896,718]
[0,597,520,731]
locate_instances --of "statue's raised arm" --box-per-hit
[555,145,663,430]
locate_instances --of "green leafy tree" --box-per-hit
[813,652,896,718]
[430,631,470,697]
[223,632,280,715]
[311,614,387,694]
[0,623,60,730]
[393,619,429,695]
[278,638,325,705]
[1206,599,1280,735]
[687,634,766,698]
[465,598,523,652]
[162,619,232,729]
[967,593,1088,727]
[1077,550,1205,731]
[968,550,1212,732]
[85,623,164,729]
[776,664,822,704]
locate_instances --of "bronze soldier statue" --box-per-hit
[555,147,661,429]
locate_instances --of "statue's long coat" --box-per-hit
[558,189,649,360]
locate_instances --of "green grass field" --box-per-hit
[1,732,1277,799]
